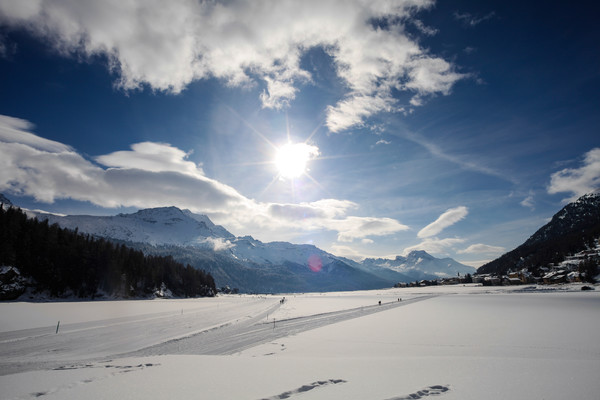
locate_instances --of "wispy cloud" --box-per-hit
[375,139,391,146]
[457,243,505,255]
[547,148,600,201]
[397,130,517,184]
[520,192,535,210]
[411,19,438,36]
[453,11,496,27]
[0,115,72,153]
[0,114,409,243]
[0,33,16,59]
[0,0,465,133]
[417,206,468,238]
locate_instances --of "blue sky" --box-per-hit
[0,0,598,267]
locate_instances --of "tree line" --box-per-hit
[0,205,216,298]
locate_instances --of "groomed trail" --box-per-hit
[127,295,435,357]
[0,295,435,375]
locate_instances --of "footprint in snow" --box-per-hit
[257,382,450,400]
[258,379,347,400]
[385,385,450,400]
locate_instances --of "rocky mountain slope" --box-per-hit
[478,191,600,275]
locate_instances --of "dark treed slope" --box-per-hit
[0,205,216,299]
[478,192,600,275]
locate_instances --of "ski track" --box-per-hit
[0,295,435,376]
[0,298,278,376]
[128,295,435,357]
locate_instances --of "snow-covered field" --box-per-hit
[1,284,599,399]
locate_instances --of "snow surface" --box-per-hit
[1,285,599,399]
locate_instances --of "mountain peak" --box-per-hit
[31,205,235,246]
[406,250,434,260]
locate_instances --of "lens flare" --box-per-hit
[308,254,322,272]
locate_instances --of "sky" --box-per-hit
[0,0,599,267]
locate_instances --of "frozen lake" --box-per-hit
[1,284,599,399]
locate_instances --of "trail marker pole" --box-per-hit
[56,321,60,334]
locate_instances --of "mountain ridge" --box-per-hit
[4,195,473,292]
[478,191,600,275]
[362,249,475,281]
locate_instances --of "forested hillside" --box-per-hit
[0,206,216,299]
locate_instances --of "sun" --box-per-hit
[275,142,319,179]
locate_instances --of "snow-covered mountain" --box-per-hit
[478,191,600,276]
[37,206,234,247]
[27,206,400,291]
[17,200,471,292]
[229,236,339,267]
[362,250,475,280]
[36,207,342,268]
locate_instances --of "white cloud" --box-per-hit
[0,0,465,132]
[404,56,466,98]
[457,243,505,255]
[417,206,468,238]
[267,199,356,222]
[328,244,366,262]
[402,237,466,256]
[199,237,234,252]
[0,115,72,153]
[547,148,600,201]
[325,94,396,133]
[334,216,409,242]
[520,193,535,210]
[375,139,391,146]
[0,114,408,243]
[96,142,204,177]
[264,201,409,242]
